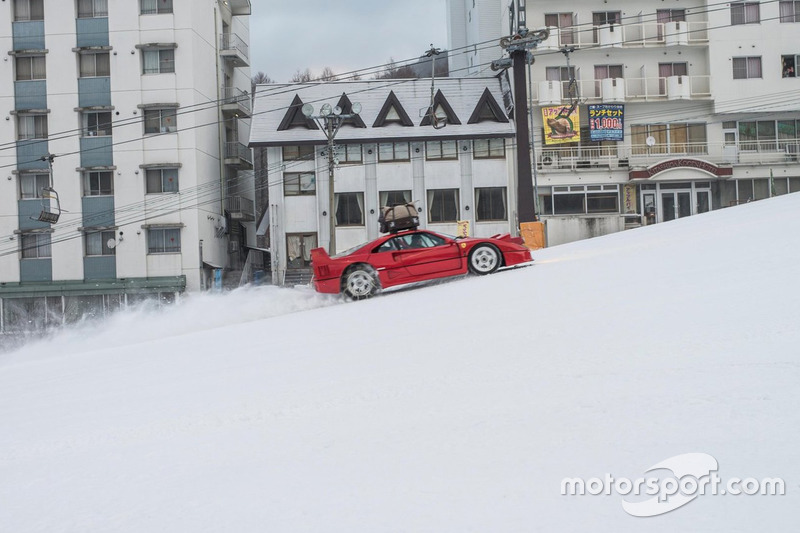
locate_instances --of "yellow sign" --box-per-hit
[542,105,581,145]
[623,184,637,214]
[456,220,470,238]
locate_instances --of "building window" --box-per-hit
[335,192,364,226]
[782,55,798,77]
[82,111,112,136]
[427,189,459,223]
[544,13,574,44]
[145,168,179,193]
[738,119,800,151]
[284,172,315,196]
[552,185,619,215]
[732,57,762,79]
[656,9,686,23]
[781,1,800,22]
[473,138,505,159]
[594,64,623,97]
[333,144,363,164]
[631,123,707,155]
[17,115,48,140]
[379,190,412,207]
[15,55,46,81]
[19,173,49,199]
[475,187,507,222]
[378,142,410,162]
[592,11,621,42]
[282,145,315,161]
[731,2,760,24]
[83,171,113,196]
[147,227,181,254]
[21,233,51,259]
[13,0,44,21]
[546,65,578,100]
[77,0,107,18]
[143,108,177,134]
[85,230,115,256]
[142,48,175,74]
[140,0,172,14]
[286,233,316,268]
[425,140,458,160]
[79,52,110,77]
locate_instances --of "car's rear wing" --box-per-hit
[310,247,332,279]
[491,233,525,246]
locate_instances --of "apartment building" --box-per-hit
[0,0,253,333]
[448,1,800,244]
[249,78,517,286]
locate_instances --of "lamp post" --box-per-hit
[301,102,362,255]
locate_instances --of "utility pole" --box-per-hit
[302,102,362,255]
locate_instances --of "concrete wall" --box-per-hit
[542,215,626,247]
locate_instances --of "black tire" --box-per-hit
[468,244,501,275]
[342,265,380,300]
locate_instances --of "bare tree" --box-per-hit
[374,58,418,80]
[317,66,338,81]
[251,71,274,95]
[290,68,313,83]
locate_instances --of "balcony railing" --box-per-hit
[225,196,255,221]
[534,75,711,104]
[221,86,251,116]
[224,142,253,168]
[536,139,800,170]
[539,21,709,50]
[219,33,249,66]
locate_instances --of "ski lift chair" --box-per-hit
[37,187,61,224]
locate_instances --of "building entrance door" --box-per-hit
[660,190,692,222]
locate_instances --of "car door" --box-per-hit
[368,236,414,285]
[393,232,463,280]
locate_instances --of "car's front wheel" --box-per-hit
[343,265,380,299]
[468,244,500,275]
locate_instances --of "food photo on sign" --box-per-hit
[542,105,581,145]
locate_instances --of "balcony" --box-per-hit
[224,142,253,169]
[536,139,800,171]
[225,196,255,221]
[531,76,711,104]
[538,21,709,50]
[221,86,251,118]
[219,33,249,67]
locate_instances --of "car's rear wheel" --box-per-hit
[468,244,500,275]
[343,265,380,299]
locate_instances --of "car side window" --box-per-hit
[376,239,398,253]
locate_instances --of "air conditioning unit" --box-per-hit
[540,151,559,168]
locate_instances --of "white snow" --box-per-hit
[2,194,799,532]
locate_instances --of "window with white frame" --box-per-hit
[546,66,578,100]
[379,190,412,207]
[732,57,762,79]
[82,111,112,136]
[427,189,459,223]
[282,145,315,161]
[77,0,107,18]
[592,11,621,42]
[544,13,574,44]
[142,48,175,74]
[147,227,181,253]
[17,115,48,140]
[286,233,316,268]
[378,142,410,162]
[284,172,315,196]
[82,171,113,196]
[143,108,177,134]
[425,140,458,160]
[473,138,505,159]
[145,168,179,193]
[475,187,507,222]
[13,0,44,21]
[21,233,51,259]
[15,55,46,81]
[782,55,798,78]
[731,2,760,25]
[140,0,172,14]
[551,185,619,215]
[631,123,707,155]
[335,192,364,226]
[85,230,115,256]
[19,173,49,199]
[780,1,800,22]
[79,52,110,77]
[738,119,800,151]
[333,144,363,164]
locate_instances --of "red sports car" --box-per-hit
[310,229,533,299]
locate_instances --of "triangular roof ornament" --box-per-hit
[277,94,319,131]
[467,88,510,124]
[420,89,461,127]
[372,90,414,127]
[335,93,367,128]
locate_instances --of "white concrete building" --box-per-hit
[448,0,800,245]
[249,78,518,286]
[0,0,253,333]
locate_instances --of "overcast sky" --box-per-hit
[249,0,449,83]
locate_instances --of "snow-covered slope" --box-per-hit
[2,195,799,532]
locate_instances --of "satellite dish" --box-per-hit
[107,238,117,249]
[646,136,656,147]
[301,103,314,117]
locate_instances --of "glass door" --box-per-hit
[660,191,691,221]
[695,190,710,214]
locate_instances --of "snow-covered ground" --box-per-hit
[2,194,799,532]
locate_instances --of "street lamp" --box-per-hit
[301,101,362,255]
